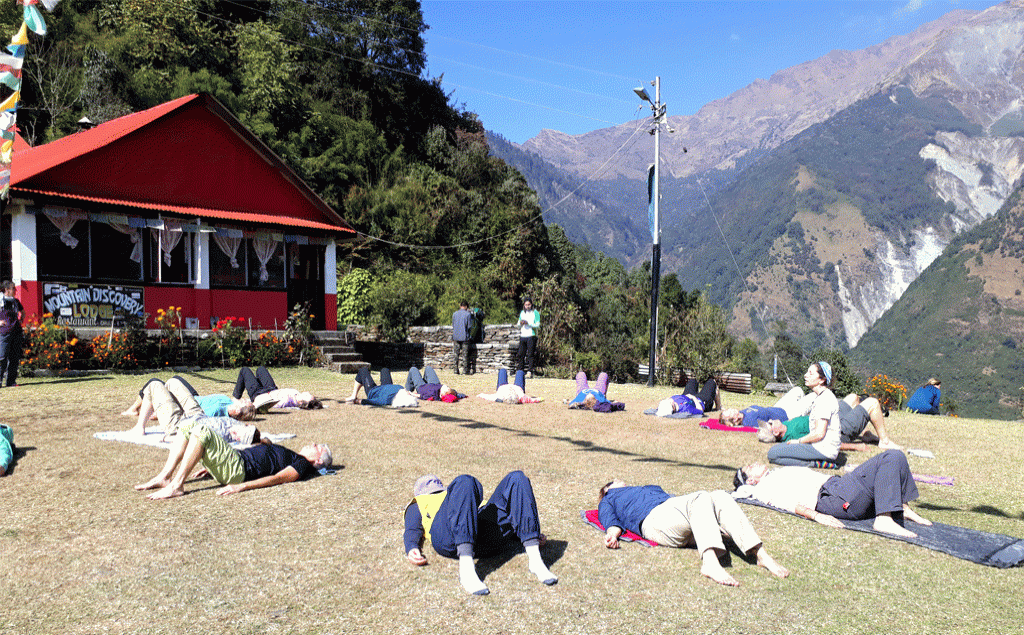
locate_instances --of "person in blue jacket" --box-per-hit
[906,378,941,414]
[598,480,788,587]
[0,424,14,476]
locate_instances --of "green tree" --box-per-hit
[663,293,732,384]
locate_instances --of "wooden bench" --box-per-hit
[764,382,796,395]
[638,365,752,394]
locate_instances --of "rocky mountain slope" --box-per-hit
[851,184,1024,420]
[504,0,1024,350]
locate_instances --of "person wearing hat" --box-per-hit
[597,479,788,586]
[906,378,942,415]
[734,449,931,538]
[516,298,540,378]
[134,378,332,500]
[403,471,557,595]
[764,362,841,467]
[477,368,544,404]
[404,366,462,402]
[233,366,321,411]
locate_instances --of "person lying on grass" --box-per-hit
[477,369,543,404]
[734,449,931,538]
[404,471,557,595]
[234,366,321,411]
[404,366,463,402]
[598,480,788,587]
[344,367,418,406]
[720,385,815,427]
[129,377,256,441]
[134,379,331,499]
[123,375,255,434]
[757,393,901,451]
[653,377,722,417]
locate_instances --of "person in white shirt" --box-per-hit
[765,361,841,466]
[516,298,540,378]
[733,449,932,538]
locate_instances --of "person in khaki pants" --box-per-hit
[597,480,789,587]
[451,300,473,375]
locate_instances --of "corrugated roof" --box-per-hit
[10,94,354,235]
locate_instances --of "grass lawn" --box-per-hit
[2,367,1022,634]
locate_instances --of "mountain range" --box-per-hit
[490,0,1024,419]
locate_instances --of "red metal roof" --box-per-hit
[10,94,353,235]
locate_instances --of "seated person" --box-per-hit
[477,368,543,404]
[0,423,13,476]
[758,394,901,450]
[906,378,941,415]
[234,366,321,410]
[134,381,331,499]
[346,367,418,407]
[721,385,815,427]
[654,377,721,417]
[598,479,788,586]
[404,366,462,402]
[566,371,621,411]
[123,376,255,429]
[734,449,932,538]
[763,363,841,467]
[404,471,556,595]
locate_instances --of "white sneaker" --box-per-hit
[526,371,533,379]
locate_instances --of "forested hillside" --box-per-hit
[851,184,1024,420]
[2,0,763,382]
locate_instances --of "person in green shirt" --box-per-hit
[757,394,900,451]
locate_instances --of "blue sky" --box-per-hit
[420,0,1004,144]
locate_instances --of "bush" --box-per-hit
[866,374,907,412]
[21,313,77,372]
[212,317,248,367]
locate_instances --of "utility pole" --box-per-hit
[634,77,669,386]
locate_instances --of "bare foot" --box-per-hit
[873,514,917,538]
[134,476,169,491]
[903,505,932,526]
[878,439,903,450]
[120,408,136,417]
[146,485,185,500]
[755,547,790,579]
[700,551,739,587]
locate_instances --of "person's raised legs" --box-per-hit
[146,432,207,500]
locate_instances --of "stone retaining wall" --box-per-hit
[348,324,522,373]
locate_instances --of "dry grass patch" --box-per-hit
[1,368,1022,634]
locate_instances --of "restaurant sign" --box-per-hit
[42,282,145,327]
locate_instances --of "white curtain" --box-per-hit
[158,220,183,267]
[212,233,243,268]
[106,221,143,263]
[43,208,80,249]
[252,236,279,283]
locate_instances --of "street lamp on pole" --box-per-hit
[635,77,669,386]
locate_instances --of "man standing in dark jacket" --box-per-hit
[452,300,473,375]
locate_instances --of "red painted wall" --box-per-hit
[323,293,337,330]
[21,282,313,331]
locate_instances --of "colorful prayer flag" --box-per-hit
[23,4,47,36]
[0,70,21,91]
[0,91,20,113]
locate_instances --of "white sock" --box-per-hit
[525,544,557,585]
[458,555,489,595]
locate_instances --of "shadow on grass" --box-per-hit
[21,375,115,385]
[5,445,34,475]
[918,501,1024,521]
[413,410,737,474]
[476,539,568,582]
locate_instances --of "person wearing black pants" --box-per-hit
[0,281,24,388]
[404,470,557,595]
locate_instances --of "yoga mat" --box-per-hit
[580,509,659,547]
[700,419,758,433]
[94,430,296,449]
[734,496,1024,568]
[642,408,701,419]
[912,473,955,486]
